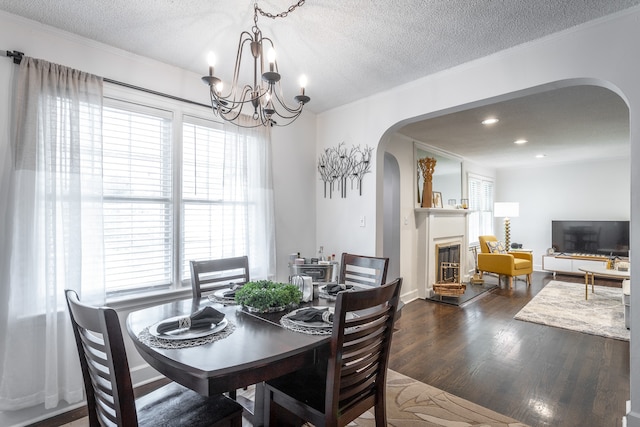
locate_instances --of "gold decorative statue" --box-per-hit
[418,157,437,207]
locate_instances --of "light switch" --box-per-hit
[359,216,366,227]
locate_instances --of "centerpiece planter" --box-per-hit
[234,280,302,313]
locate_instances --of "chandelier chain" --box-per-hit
[255,0,305,21]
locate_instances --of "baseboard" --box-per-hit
[401,289,419,303]
[130,362,164,388]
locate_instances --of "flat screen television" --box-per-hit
[551,220,630,257]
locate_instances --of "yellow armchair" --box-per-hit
[478,235,532,288]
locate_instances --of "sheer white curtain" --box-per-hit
[223,116,276,280]
[0,58,104,410]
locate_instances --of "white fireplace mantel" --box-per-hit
[415,208,471,299]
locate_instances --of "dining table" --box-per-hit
[126,293,336,426]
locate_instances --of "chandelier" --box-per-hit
[202,1,310,128]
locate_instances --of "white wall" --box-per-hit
[316,7,640,425]
[271,115,317,281]
[315,100,381,257]
[496,157,630,270]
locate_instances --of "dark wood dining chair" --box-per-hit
[190,255,250,299]
[64,289,243,427]
[339,252,389,288]
[262,277,403,427]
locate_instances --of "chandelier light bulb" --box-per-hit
[207,52,216,67]
[267,48,276,63]
[206,51,216,76]
[267,48,276,71]
[299,75,308,96]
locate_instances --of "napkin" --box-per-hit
[324,284,352,296]
[222,284,241,298]
[222,289,237,298]
[289,307,333,324]
[156,306,225,334]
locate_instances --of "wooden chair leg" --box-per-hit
[508,276,513,289]
[374,399,386,427]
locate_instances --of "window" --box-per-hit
[101,86,266,297]
[181,116,249,280]
[102,100,174,293]
[468,173,494,246]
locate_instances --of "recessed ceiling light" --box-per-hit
[535,154,546,158]
[481,118,499,125]
[514,139,528,145]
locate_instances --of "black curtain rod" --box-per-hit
[4,49,210,109]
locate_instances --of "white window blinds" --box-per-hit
[468,173,494,246]
[100,86,273,296]
[102,100,173,292]
[181,116,249,281]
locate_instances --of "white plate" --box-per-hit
[285,306,356,329]
[149,317,228,340]
[318,284,356,300]
[213,288,237,299]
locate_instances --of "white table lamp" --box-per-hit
[494,202,519,249]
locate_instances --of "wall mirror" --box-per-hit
[414,142,462,208]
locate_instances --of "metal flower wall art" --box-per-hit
[317,142,373,198]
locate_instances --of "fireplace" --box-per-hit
[415,208,471,299]
[435,243,461,283]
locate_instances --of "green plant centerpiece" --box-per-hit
[235,280,302,313]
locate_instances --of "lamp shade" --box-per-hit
[494,202,519,218]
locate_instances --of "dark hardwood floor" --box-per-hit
[388,271,630,427]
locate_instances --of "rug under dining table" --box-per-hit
[240,369,527,426]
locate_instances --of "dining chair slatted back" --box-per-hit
[339,253,389,288]
[64,289,243,427]
[190,256,250,299]
[65,289,135,426]
[263,277,402,427]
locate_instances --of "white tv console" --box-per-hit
[542,254,609,278]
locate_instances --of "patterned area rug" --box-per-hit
[242,369,526,426]
[349,369,527,426]
[514,280,629,341]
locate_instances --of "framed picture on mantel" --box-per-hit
[432,191,443,208]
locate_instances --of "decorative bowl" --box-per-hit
[244,305,287,314]
[234,280,302,313]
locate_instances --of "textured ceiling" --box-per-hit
[0,0,637,167]
[398,85,630,168]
